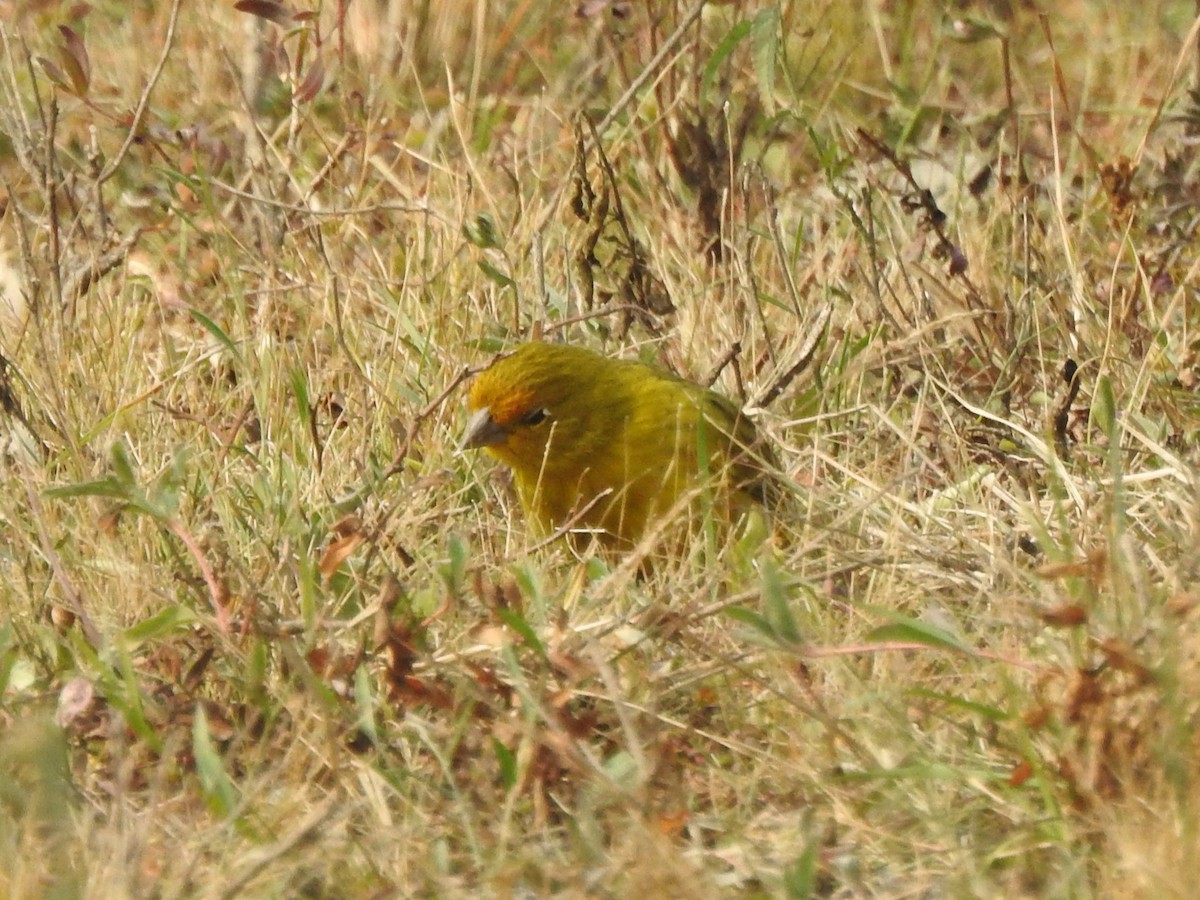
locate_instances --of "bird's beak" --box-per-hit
[462,407,508,449]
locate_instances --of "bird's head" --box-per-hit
[463,343,600,476]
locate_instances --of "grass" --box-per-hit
[2,0,1200,895]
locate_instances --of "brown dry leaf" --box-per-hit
[468,663,513,705]
[1035,549,1108,585]
[373,576,405,648]
[234,0,295,27]
[656,809,689,836]
[576,0,630,18]
[295,58,325,104]
[393,676,454,710]
[547,646,592,681]
[57,25,90,96]
[1165,592,1200,617]
[201,702,236,741]
[97,505,122,536]
[307,645,331,676]
[48,604,76,633]
[1099,155,1137,215]
[1035,561,1091,580]
[381,622,419,699]
[1039,604,1088,628]
[331,514,362,538]
[469,622,508,648]
[183,646,215,692]
[1064,669,1104,722]
[319,392,349,428]
[1009,759,1034,787]
[319,531,364,580]
[1098,640,1154,683]
[1023,704,1052,730]
[35,56,70,91]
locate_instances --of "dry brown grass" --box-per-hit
[2,0,1200,896]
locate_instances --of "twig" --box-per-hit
[98,0,185,185]
[384,365,474,481]
[1051,358,1082,460]
[165,519,231,635]
[22,477,102,649]
[591,0,708,141]
[60,227,143,303]
[756,302,832,408]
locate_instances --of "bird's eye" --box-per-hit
[520,408,550,427]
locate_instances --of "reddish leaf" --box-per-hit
[1165,592,1199,617]
[294,57,324,104]
[1098,640,1153,682]
[1022,705,1051,730]
[184,646,215,692]
[35,56,70,91]
[57,25,90,96]
[307,645,331,675]
[1009,759,1033,787]
[1064,670,1104,722]
[234,0,295,27]
[1035,561,1090,580]
[656,809,689,836]
[1035,551,1107,585]
[1038,604,1088,628]
[395,675,454,710]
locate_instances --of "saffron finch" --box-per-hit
[464,342,770,547]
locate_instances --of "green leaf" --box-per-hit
[106,643,162,753]
[0,622,17,697]
[440,533,469,595]
[702,20,751,100]
[783,840,819,898]
[761,555,802,646]
[906,688,1011,722]
[478,259,515,289]
[496,607,545,659]
[866,616,973,655]
[188,308,243,365]
[299,552,319,634]
[601,750,639,789]
[120,605,195,647]
[947,16,1002,43]
[1093,375,1116,440]
[110,440,137,488]
[750,7,780,113]
[354,665,378,747]
[291,368,313,429]
[492,738,517,789]
[144,449,187,520]
[193,704,238,817]
[463,212,503,249]
[44,477,129,501]
[725,604,775,637]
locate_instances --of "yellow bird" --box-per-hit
[463,341,771,548]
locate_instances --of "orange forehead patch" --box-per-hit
[469,375,536,428]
